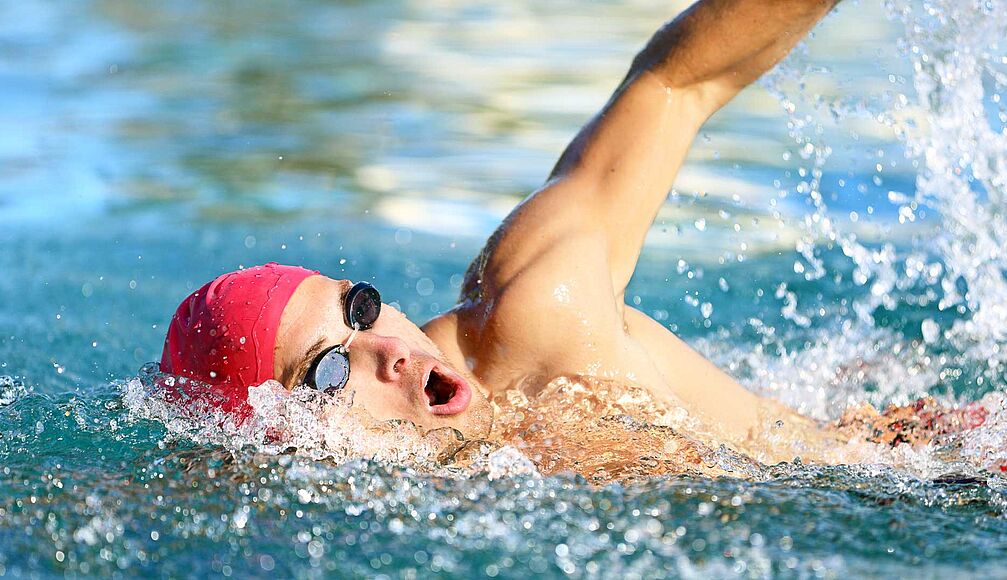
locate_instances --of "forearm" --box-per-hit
[534,0,839,295]
[634,0,839,114]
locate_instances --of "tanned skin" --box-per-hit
[421,0,842,446]
[275,0,847,457]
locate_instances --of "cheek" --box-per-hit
[350,381,422,422]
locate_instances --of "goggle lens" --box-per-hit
[345,282,381,330]
[304,281,382,393]
[311,345,350,392]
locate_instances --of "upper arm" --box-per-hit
[466,0,836,300]
[544,71,709,291]
[467,71,710,302]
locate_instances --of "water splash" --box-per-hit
[0,376,28,407]
[490,375,762,483]
[485,374,964,481]
[887,0,1007,370]
[736,0,1007,420]
[121,366,492,471]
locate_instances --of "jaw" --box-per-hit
[348,393,493,443]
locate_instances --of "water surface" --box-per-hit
[3,0,1007,576]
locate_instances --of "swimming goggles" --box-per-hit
[303,281,381,393]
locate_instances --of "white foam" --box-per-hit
[120,374,543,477]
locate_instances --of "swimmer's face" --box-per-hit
[274,276,493,439]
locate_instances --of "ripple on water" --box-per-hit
[1,370,1007,577]
[5,0,1007,576]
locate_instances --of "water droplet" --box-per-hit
[700,302,713,319]
[416,278,435,297]
[921,319,940,344]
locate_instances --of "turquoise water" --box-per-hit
[5,0,1007,576]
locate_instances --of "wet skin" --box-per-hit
[274,275,493,440]
[278,0,842,455]
[422,0,842,449]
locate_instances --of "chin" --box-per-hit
[421,403,494,440]
[454,402,494,440]
[358,401,493,441]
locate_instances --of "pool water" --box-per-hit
[4,0,1007,576]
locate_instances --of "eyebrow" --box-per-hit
[288,281,355,386]
[292,336,330,387]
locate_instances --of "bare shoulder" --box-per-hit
[459,179,599,302]
[441,222,628,390]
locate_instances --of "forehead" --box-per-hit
[274,275,351,382]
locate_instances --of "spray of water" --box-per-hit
[738,0,1007,407]
[121,365,505,472]
[719,0,1007,471]
[887,0,1007,360]
[121,0,1007,479]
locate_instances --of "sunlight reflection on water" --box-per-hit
[4,0,1007,576]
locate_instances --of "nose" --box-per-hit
[368,335,412,382]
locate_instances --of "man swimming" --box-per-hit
[161,0,986,477]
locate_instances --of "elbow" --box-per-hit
[626,45,732,120]
[628,67,729,126]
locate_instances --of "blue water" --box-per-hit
[4,0,1007,576]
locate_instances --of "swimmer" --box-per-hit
[163,0,979,474]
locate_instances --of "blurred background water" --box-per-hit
[4,0,1007,577]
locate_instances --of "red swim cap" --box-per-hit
[160,262,319,412]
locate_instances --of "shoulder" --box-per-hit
[454,236,627,385]
[461,181,609,304]
[448,181,631,385]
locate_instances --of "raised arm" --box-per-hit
[476,0,839,297]
[623,0,839,122]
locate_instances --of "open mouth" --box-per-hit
[424,369,456,405]
[422,366,471,415]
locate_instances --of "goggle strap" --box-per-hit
[343,324,360,350]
